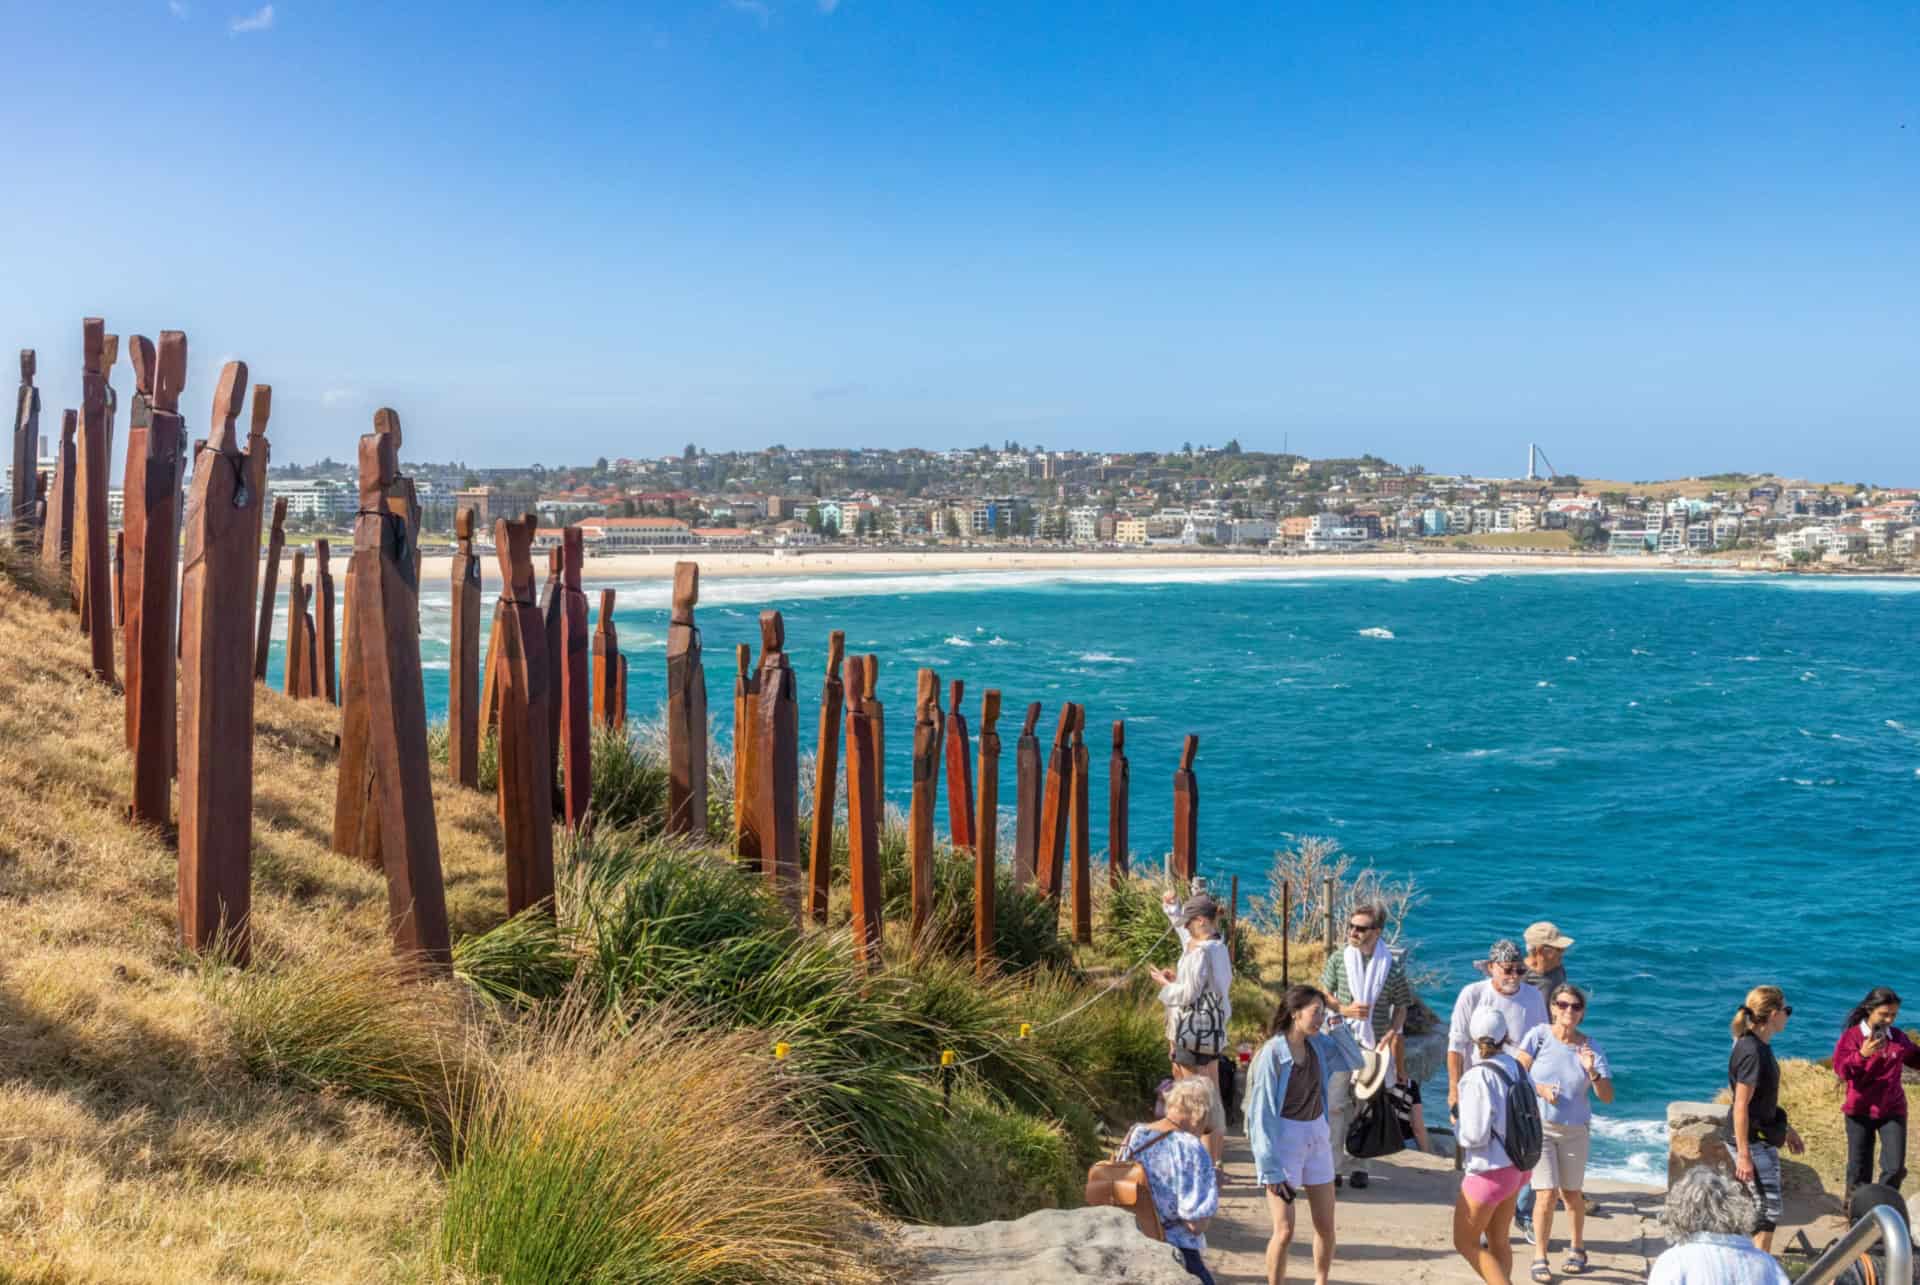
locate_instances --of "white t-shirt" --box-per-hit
[1158,936,1233,1042]
[1447,979,1549,1062]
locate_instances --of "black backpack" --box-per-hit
[1481,1059,1544,1172]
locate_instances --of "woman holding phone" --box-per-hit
[1833,986,1920,1195]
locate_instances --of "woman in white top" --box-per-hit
[1453,1007,1529,1284]
[1154,891,1234,1165]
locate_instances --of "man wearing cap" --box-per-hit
[1524,922,1573,1003]
[1448,939,1551,1117]
[1155,890,1234,1166]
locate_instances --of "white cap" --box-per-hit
[1468,1007,1508,1044]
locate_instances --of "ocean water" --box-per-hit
[268,567,1920,1182]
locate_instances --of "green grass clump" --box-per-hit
[933,1083,1081,1222]
[453,908,576,1010]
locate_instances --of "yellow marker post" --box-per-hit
[773,1041,791,1061]
[1018,1022,1032,1040]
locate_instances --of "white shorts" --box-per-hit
[1273,1114,1336,1187]
[1532,1122,1589,1192]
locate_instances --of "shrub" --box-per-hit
[933,1084,1080,1222]
[453,909,576,1010]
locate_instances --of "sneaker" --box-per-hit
[1522,1219,1537,1246]
[1350,1171,1370,1190]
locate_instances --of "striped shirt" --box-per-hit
[1319,950,1416,1042]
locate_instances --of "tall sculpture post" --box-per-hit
[974,689,1002,978]
[315,538,338,704]
[113,531,125,631]
[336,412,450,963]
[10,351,38,544]
[558,527,592,830]
[284,549,311,698]
[1172,734,1200,884]
[1108,720,1130,884]
[1035,704,1075,904]
[77,320,115,679]
[537,520,562,804]
[492,515,556,912]
[447,506,481,787]
[664,561,707,836]
[732,643,761,872]
[1068,706,1092,944]
[591,589,621,729]
[178,361,262,960]
[254,498,287,680]
[867,654,885,803]
[122,334,185,825]
[755,611,800,913]
[944,678,975,852]
[805,629,845,924]
[843,654,884,969]
[909,667,940,943]
[245,387,271,625]
[1013,702,1041,887]
[40,410,75,576]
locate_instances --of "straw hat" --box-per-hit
[1351,1048,1392,1102]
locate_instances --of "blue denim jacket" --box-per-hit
[1245,1023,1365,1186]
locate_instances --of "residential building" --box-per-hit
[581,516,694,548]
[454,485,539,528]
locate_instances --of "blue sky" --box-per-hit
[3,1,1914,479]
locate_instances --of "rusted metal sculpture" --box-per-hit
[491,514,557,911]
[754,611,800,913]
[10,350,38,544]
[909,667,940,942]
[40,409,75,575]
[944,678,975,852]
[974,689,1002,977]
[558,527,592,830]
[1068,706,1092,944]
[122,333,186,824]
[843,653,884,969]
[1012,701,1041,887]
[178,361,262,960]
[1035,704,1075,904]
[112,531,125,631]
[315,538,338,704]
[245,386,271,611]
[447,506,481,787]
[1172,733,1199,884]
[254,498,287,680]
[866,654,885,803]
[613,648,628,728]
[30,472,45,533]
[591,588,621,729]
[284,549,311,699]
[76,320,114,679]
[331,411,450,963]
[805,629,845,924]
[1108,720,1130,884]
[732,642,761,871]
[664,561,707,836]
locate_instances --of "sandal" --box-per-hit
[1529,1260,1553,1283]
[1563,1248,1588,1275]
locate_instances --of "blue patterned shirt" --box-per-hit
[1120,1124,1219,1251]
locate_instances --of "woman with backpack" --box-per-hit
[1514,983,1614,1280]
[1154,892,1233,1166]
[1453,1007,1540,1285]
[1245,984,1364,1285]
[1116,1078,1222,1283]
[1833,986,1920,1197]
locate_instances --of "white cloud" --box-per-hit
[726,0,771,26]
[320,387,356,408]
[229,4,273,33]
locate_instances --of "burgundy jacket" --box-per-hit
[1832,1024,1920,1120]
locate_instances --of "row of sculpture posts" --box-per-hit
[9,321,1198,977]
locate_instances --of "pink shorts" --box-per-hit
[1460,1165,1528,1208]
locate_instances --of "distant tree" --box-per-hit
[594,456,609,473]
[943,511,963,539]
[1182,441,1194,454]
[1014,509,1036,538]
[1296,495,1323,517]
[806,507,823,534]
[822,516,840,540]
[993,509,1010,540]
[1224,438,1242,455]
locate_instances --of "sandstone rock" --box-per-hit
[1667,1101,1734,1190]
[896,1206,1196,1283]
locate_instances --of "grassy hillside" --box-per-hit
[0,545,1184,1282]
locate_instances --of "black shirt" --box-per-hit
[1728,1032,1787,1145]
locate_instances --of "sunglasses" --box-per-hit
[1782,1006,1794,1017]
[1553,1001,1585,1011]
[1494,964,1526,976]
[1347,923,1376,935]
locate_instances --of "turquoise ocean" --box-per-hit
[269,567,1920,1182]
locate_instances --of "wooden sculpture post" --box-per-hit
[843,654,884,969]
[1068,705,1092,944]
[40,409,76,577]
[245,386,272,614]
[867,654,885,803]
[664,561,707,836]
[732,643,761,871]
[31,473,46,537]
[754,611,800,913]
[338,413,450,963]
[1172,734,1199,884]
[284,549,311,698]
[1035,705,1075,904]
[805,629,845,924]
[558,528,592,830]
[909,667,940,943]
[1013,702,1041,887]
[122,334,185,825]
[492,515,557,912]
[1108,720,1130,884]
[540,538,563,801]
[254,498,287,680]
[613,648,628,728]
[315,538,338,704]
[113,531,125,631]
[591,589,621,729]
[944,678,975,852]
[77,320,114,679]
[974,689,1002,978]
[447,506,481,787]
[178,361,262,960]
[10,351,38,544]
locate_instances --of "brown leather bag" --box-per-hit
[1084,1127,1174,1242]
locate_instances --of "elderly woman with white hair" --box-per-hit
[1647,1167,1790,1284]
[1121,1077,1223,1283]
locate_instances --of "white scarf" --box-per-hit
[1343,941,1393,1049]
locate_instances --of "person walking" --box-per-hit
[1646,1167,1790,1285]
[1833,986,1920,1199]
[1318,902,1416,1189]
[1154,891,1233,1165]
[1448,940,1550,1118]
[1246,984,1364,1285]
[1730,985,1806,1253]
[1452,1008,1531,1285]
[1121,1078,1222,1283]
[1514,984,1613,1280]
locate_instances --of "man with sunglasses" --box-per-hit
[1318,904,1416,1189]
[1447,940,1550,1117]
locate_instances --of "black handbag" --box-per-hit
[1345,1092,1403,1160]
